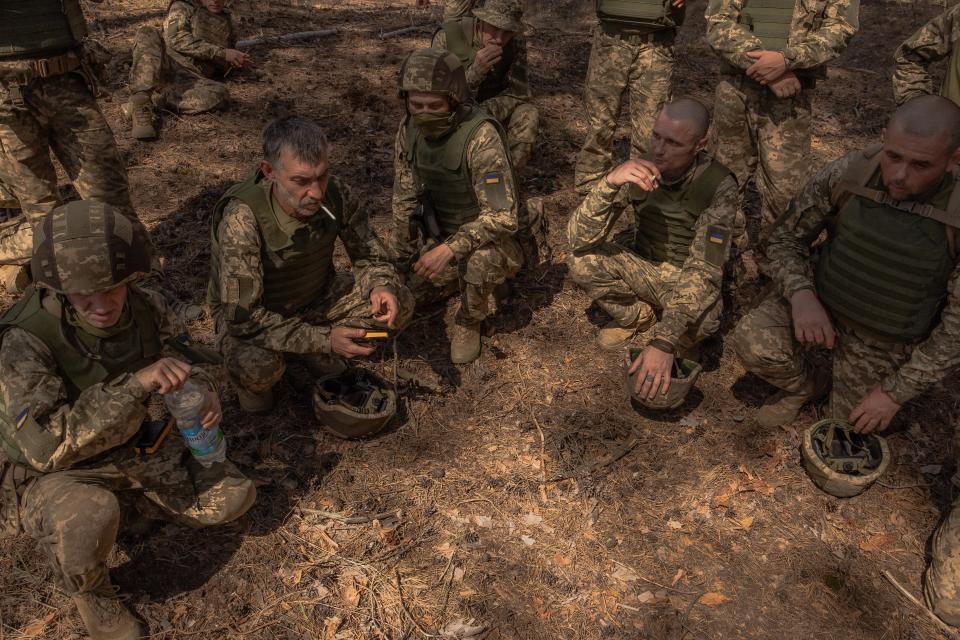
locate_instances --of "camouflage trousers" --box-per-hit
[731,292,916,420]
[0,72,134,265]
[222,271,415,394]
[443,0,474,19]
[711,76,813,240]
[14,435,254,594]
[567,242,721,347]
[408,238,523,324]
[482,95,539,172]
[130,27,229,115]
[574,28,675,196]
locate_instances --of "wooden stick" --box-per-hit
[881,570,960,639]
[237,28,337,48]
[379,23,435,39]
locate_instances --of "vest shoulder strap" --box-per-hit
[831,144,883,210]
[683,160,733,214]
[443,18,476,67]
[128,286,163,360]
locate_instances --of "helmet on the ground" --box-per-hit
[312,367,397,439]
[801,419,890,498]
[624,349,702,410]
[398,48,470,106]
[31,201,152,295]
[473,0,523,33]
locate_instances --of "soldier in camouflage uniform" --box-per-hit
[568,99,737,398]
[573,0,686,197]
[893,3,960,108]
[127,0,250,140]
[0,0,138,290]
[444,0,476,20]
[706,0,859,239]
[209,116,413,414]
[392,48,522,364]
[0,201,255,640]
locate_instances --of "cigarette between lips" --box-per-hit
[321,204,336,221]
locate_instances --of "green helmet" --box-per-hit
[801,419,890,498]
[312,367,397,439]
[473,0,523,32]
[31,201,152,295]
[398,47,470,106]
[624,349,702,411]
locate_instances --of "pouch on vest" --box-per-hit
[597,0,685,30]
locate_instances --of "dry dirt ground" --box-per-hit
[2,0,959,638]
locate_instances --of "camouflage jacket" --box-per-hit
[431,25,531,101]
[391,117,519,263]
[705,0,859,73]
[765,150,960,405]
[213,176,399,354]
[567,153,739,347]
[893,4,960,105]
[443,0,474,20]
[164,0,236,77]
[0,286,216,473]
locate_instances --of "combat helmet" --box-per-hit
[801,419,890,498]
[398,47,471,106]
[312,367,397,439]
[624,348,702,411]
[473,0,523,33]
[31,201,152,295]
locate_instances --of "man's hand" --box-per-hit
[414,243,455,281]
[473,44,503,78]
[224,49,251,69]
[790,288,835,349]
[746,50,787,84]
[370,286,400,328]
[628,345,675,400]
[606,159,662,192]
[849,386,901,434]
[768,71,802,98]
[330,327,376,359]
[199,388,222,430]
[135,358,192,394]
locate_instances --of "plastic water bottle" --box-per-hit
[164,380,226,467]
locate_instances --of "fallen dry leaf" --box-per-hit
[521,513,543,527]
[700,592,730,607]
[667,519,683,530]
[860,532,897,553]
[553,553,572,567]
[21,612,56,638]
[441,618,487,638]
[637,590,657,604]
[671,568,686,586]
[520,535,536,546]
[611,566,639,583]
[712,481,739,508]
[323,616,342,640]
[737,516,755,531]
[472,515,493,528]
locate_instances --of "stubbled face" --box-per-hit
[478,20,515,48]
[66,283,128,329]
[200,0,225,13]
[880,125,960,201]
[261,147,330,220]
[406,91,451,115]
[649,111,707,180]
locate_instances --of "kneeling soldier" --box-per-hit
[0,201,255,640]
[209,116,413,414]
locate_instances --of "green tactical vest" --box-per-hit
[943,42,960,107]
[596,0,685,30]
[442,18,518,103]
[0,0,78,60]
[816,149,960,342]
[738,0,796,52]
[405,108,501,237]
[208,171,342,317]
[631,160,733,268]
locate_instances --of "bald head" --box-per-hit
[887,95,960,154]
[661,98,712,140]
[649,98,712,179]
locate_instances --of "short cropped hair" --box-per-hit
[262,115,330,167]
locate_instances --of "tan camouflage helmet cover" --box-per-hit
[473,0,523,33]
[31,201,153,294]
[398,47,471,105]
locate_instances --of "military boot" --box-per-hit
[237,387,274,415]
[755,370,830,429]
[450,319,482,364]
[596,307,657,352]
[73,586,145,640]
[128,92,157,141]
[0,264,29,294]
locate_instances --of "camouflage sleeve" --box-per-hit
[335,178,402,298]
[445,122,519,260]
[444,0,474,20]
[705,0,765,70]
[433,27,486,93]
[764,152,854,299]
[893,5,960,105]
[652,175,739,346]
[783,0,859,71]
[566,177,624,253]
[390,121,420,264]
[164,1,227,63]
[882,264,960,405]
[0,328,149,473]
[215,199,331,354]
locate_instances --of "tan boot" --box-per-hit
[237,387,274,414]
[73,588,146,640]
[596,308,657,352]
[755,370,830,428]
[128,92,157,140]
[0,264,29,294]
[450,319,482,364]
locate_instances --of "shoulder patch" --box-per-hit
[14,407,29,431]
[704,224,731,267]
[482,172,510,211]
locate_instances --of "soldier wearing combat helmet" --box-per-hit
[391,47,522,364]
[0,201,255,640]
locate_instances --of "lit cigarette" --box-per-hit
[321,204,336,221]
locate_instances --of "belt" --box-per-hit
[599,21,675,44]
[0,50,82,84]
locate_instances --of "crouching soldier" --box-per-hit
[209,115,413,415]
[0,201,255,640]
[391,48,522,364]
[127,0,250,140]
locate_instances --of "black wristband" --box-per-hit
[648,338,675,355]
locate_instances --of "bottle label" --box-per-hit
[179,423,224,458]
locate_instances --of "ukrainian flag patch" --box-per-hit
[481,171,510,210]
[708,231,726,244]
[484,173,501,185]
[14,407,29,431]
